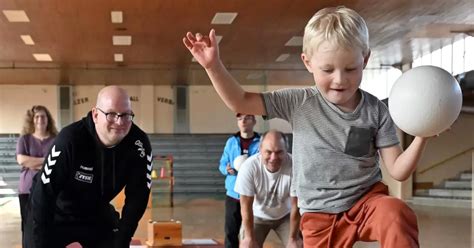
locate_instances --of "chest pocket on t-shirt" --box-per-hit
[344,126,375,157]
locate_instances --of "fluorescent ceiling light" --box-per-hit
[3,10,30,22]
[276,53,290,62]
[33,53,52,62]
[111,11,123,23]
[21,35,35,45]
[113,35,132,45]
[285,36,303,46]
[114,53,124,62]
[211,12,238,24]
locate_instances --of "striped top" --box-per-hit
[262,87,399,214]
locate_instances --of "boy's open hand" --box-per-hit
[183,29,219,70]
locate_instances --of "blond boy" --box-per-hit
[184,6,429,248]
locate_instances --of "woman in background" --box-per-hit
[16,105,57,245]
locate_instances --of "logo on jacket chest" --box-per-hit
[80,165,93,171]
[135,140,146,157]
[75,171,94,184]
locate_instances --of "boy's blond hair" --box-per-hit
[303,6,369,58]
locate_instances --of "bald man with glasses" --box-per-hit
[25,86,153,248]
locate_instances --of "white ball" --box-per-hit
[388,66,463,137]
[233,154,248,171]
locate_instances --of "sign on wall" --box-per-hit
[157,97,174,105]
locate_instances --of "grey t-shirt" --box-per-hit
[262,87,399,214]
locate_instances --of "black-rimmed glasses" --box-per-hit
[237,116,254,121]
[96,107,135,122]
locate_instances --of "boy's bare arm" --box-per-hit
[183,29,266,116]
[380,137,429,181]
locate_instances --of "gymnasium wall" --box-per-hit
[0,85,59,133]
[414,113,474,186]
[0,84,305,134]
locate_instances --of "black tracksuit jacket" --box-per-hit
[25,112,153,248]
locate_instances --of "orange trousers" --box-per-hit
[300,182,419,248]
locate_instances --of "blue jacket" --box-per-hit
[219,132,260,199]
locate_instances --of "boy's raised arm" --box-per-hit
[183,29,266,116]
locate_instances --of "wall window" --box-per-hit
[441,43,452,73]
[361,68,402,100]
[452,38,465,75]
[421,53,431,65]
[465,36,474,72]
[413,56,423,68]
[431,48,442,68]
[412,34,472,75]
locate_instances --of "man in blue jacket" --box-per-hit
[219,113,260,248]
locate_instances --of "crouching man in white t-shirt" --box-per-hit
[234,130,302,248]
